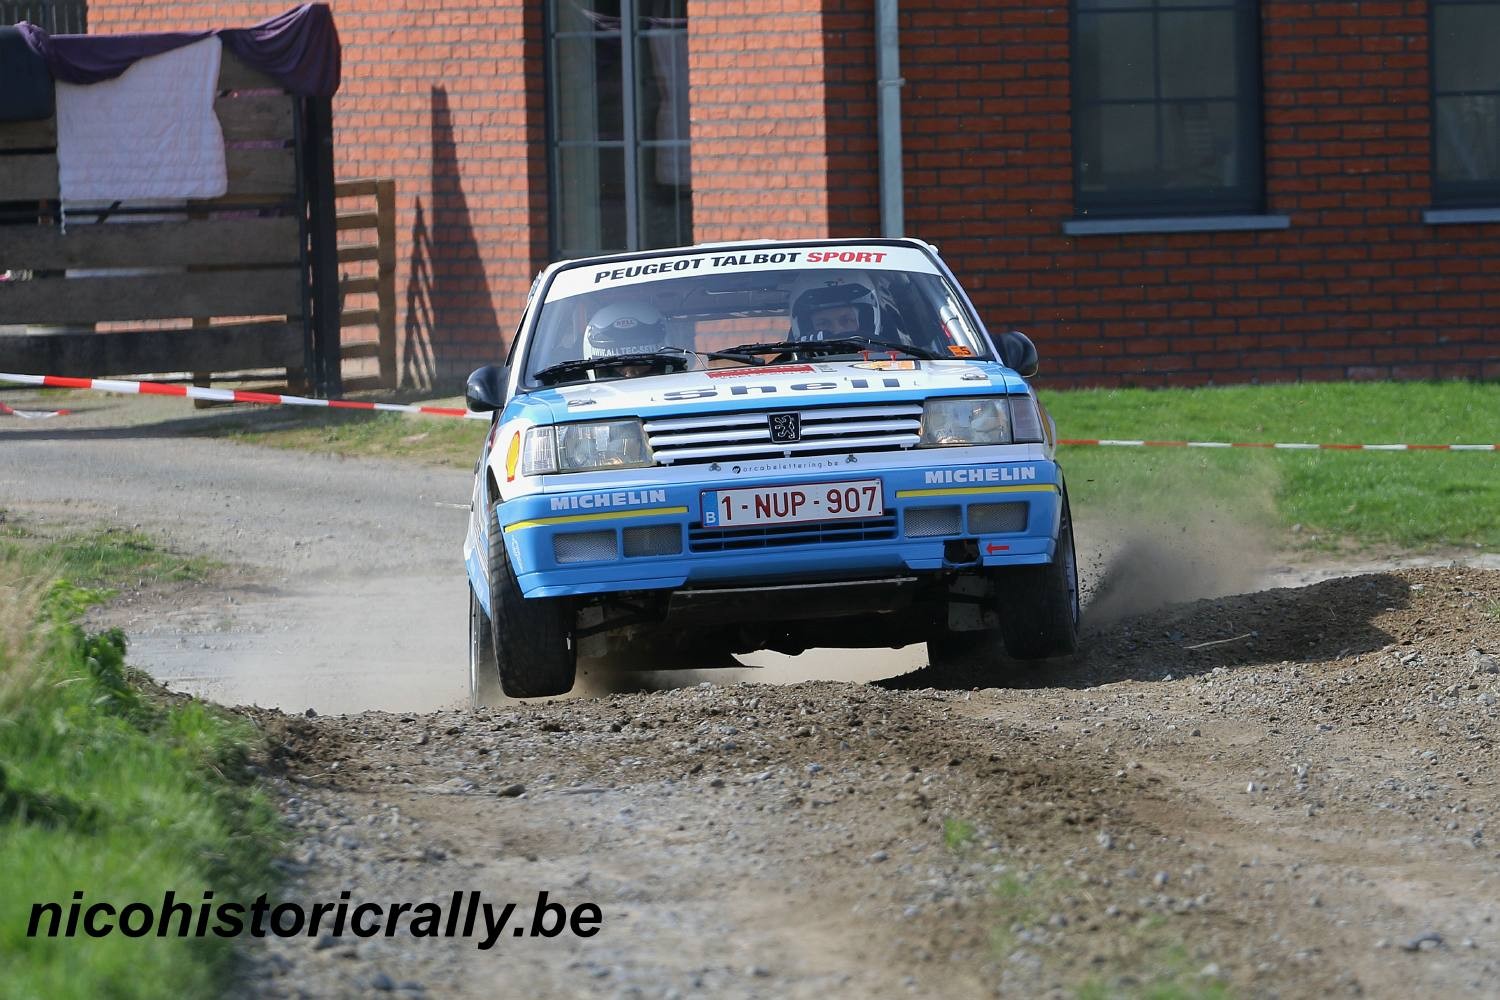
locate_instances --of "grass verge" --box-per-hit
[0,533,280,999]
[225,404,486,469]
[0,518,217,589]
[1045,381,1500,551]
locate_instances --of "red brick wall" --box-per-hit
[896,0,1499,385]
[87,1,548,388]
[688,0,839,241]
[823,6,880,236]
[85,2,1499,387]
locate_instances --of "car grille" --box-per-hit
[645,402,923,466]
[554,530,618,563]
[903,505,962,538]
[968,501,1028,534]
[688,516,898,552]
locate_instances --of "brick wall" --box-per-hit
[688,0,840,241]
[87,1,548,388]
[895,0,1499,385]
[83,2,1499,387]
[823,5,881,236]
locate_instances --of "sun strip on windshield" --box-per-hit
[543,245,944,302]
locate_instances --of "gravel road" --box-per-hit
[4,392,1499,997]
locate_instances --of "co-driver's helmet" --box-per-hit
[583,301,669,359]
[787,272,881,342]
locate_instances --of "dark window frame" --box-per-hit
[544,0,691,260]
[0,0,86,33]
[1430,0,1500,208]
[1069,0,1265,219]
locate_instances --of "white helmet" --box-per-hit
[584,301,669,359]
[787,271,880,342]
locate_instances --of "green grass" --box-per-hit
[983,870,1229,1000]
[0,541,281,999]
[943,816,979,852]
[1044,381,1500,551]
[1072,912,1233,1000]
[226,406,486,468]
[0,520,216,590]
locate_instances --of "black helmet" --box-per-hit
[788,272,880,342]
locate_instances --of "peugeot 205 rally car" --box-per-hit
[462,238,1079,702]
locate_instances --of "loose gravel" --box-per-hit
[6,393,1498,997]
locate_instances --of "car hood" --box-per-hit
[503,360,1028,424]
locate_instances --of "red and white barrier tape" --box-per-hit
[1058,438,1497,452]
[1,372,1494,449]
[0,400,72,419]
[0,372,487,421]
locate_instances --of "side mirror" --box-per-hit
[997,330,1038,378]
[465,364,509,413]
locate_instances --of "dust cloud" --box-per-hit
[1076,509,1278,626]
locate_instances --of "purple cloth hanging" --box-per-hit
[15,3,340,98]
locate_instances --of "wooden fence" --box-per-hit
[334,178,396,391]
[0,52,345,393]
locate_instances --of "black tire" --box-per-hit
[468,585,502,709]
[486,504,577,698]
[994,488,1081,659]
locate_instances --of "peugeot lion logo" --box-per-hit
[768,412,802,443]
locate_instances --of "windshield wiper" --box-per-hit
[533,352,690,386]
[719,337,940,361]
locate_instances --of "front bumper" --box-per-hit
[485,461,1063,599]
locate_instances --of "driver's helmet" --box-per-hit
[583,301,669,359]
[787,272,880,342]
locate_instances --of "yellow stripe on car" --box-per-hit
[893,484,1061,499]
[503,506,690,533]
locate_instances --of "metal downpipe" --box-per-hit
[876,0,905,238]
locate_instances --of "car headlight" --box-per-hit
[520,420,654,475]
[919,397,1012,446]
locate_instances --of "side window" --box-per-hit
[546,1,692,258]
[1072,0,1264,218]
[1432,1,1500,206]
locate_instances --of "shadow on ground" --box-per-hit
[880,572,1410,692]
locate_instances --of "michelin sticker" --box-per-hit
[549,489,670,511]
[924,466,1038,484]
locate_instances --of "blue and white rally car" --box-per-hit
[463,238,1079,702]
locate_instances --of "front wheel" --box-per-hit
[994,489,1081,659]
[486,504,577,698]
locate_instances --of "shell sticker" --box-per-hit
[504,431,522,482]
[851,359,919,371]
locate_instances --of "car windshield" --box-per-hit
[521,244,994,387]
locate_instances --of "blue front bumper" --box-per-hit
[490,462,1062,598]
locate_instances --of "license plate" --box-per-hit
[702,479,884,527]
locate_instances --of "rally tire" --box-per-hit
[487,504,577,698]
[995,488,1081,660]
[468,585,503,709]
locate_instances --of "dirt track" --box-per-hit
[4,393,1499,997]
